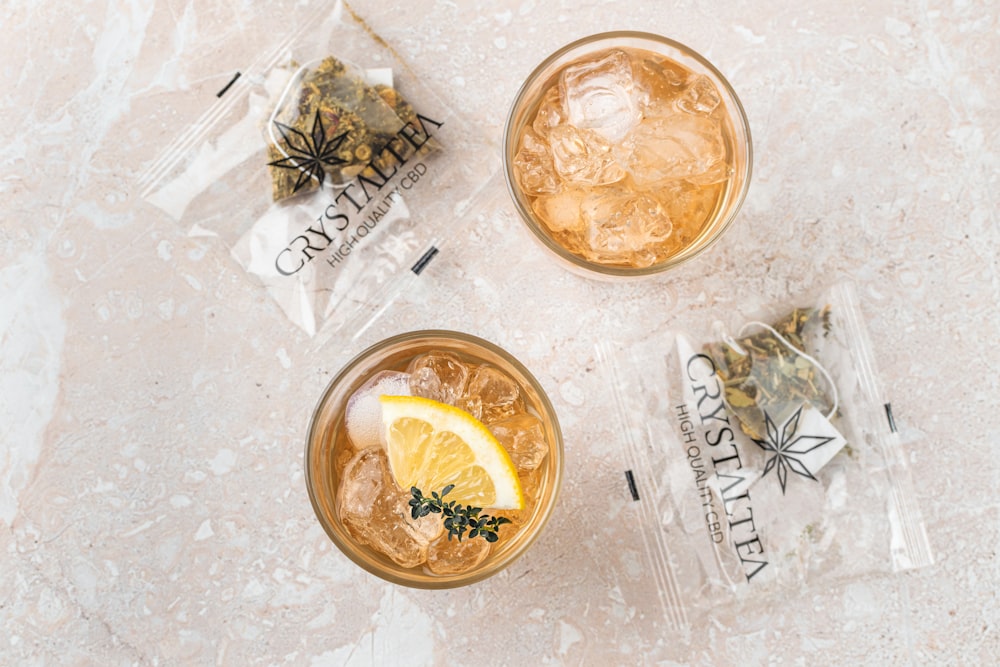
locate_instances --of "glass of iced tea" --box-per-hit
[305,330,563,588]
[503,31,752,277]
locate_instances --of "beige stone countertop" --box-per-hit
[3,0,998,664]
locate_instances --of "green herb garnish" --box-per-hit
[408,485,512,543]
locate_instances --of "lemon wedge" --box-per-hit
[379,395,524,510]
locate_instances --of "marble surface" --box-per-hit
[2,0,998,664]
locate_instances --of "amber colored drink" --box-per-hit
[305,331,563,588]
[504,32,751,277]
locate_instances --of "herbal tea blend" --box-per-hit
[704,306,837,443]
[267,56,433,202]
[597,282,932,631]
[139,0,493,337]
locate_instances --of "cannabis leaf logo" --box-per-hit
[268,109,348,194]
[753,406,835,494]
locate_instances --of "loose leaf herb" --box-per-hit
[705,305,834,440]
[267,56,415,202]
[409,485,511,543]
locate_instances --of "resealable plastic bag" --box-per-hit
[138,0,495,336]
[596,282,932,632]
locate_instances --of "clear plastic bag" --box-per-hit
[596,282,932,633]
[137,0,495,336]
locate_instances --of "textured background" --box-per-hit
[2,0,998,664]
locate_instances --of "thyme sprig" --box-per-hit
[408,485,512,543]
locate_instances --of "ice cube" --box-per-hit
[489,413,549,472]
[625,113,726,186]
[513,129,560,196]
[560,49,644,143]
[531,85,566,138]
[338,448,428,568]
[397,493,445,546]
[407,352,470,406]
[676,75,721,115]
[582,188,673,254]
[426,532,491,575]
[337,448,385,519]
[459,365,525,424]
[548,125,625,186]
[531,187,587,233]
[345,370,411,449]
[633,55,688,99]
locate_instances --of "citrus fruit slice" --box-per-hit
[379,395,524,510]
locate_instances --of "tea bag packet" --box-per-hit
[596,282,932,634]
[139,0,494,337]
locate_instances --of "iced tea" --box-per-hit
[504,32,751,276]
[305,331,562,588]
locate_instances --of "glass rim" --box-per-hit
[502,30,754,278]
[304,329,565,589]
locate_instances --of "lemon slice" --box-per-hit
[379,395,524,510]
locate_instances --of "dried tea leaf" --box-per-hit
[724,386,756,408]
